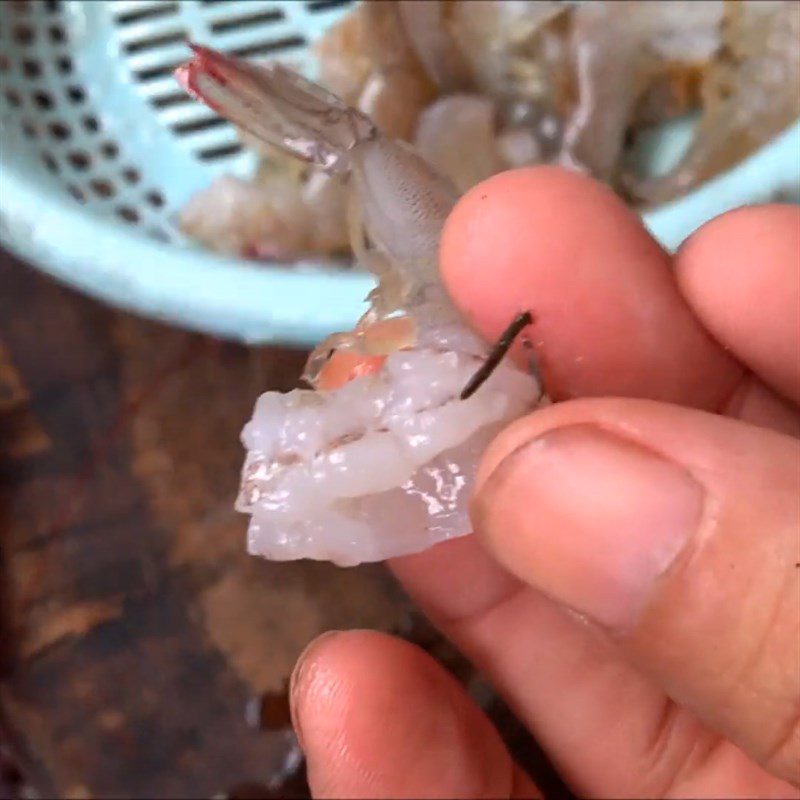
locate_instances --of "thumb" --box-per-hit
[471,398,800,785]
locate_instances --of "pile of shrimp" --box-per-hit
[180,0,799,262]
[177,45,539,565]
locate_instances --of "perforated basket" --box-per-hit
[1,0,799,346]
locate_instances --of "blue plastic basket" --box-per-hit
[1,0,799,347]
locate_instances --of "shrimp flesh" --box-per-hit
[177,46,540,565]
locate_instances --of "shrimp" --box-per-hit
[556,1,724,185]
[177,46,540,565]
[629,0,800,204]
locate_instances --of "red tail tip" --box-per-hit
[186,42,228,63]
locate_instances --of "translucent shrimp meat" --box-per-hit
[413,94,501,192]
[176,46,540,566]
[556,1,724,183]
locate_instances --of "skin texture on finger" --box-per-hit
[385,174,800,797]
[472,398,800,785]
[722,374,800,438]
[290,630,540,799]
[439,166,743,407]
[392,545,697,799]
[676,205,800,405]
[393,542,796,799]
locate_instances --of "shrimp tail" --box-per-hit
[176,44,378,172]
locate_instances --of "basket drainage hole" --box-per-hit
[12,24,35,45]
[49,121,70,140]
[307,0,352,11]
[41,152,58,173]
[4,89,22,107]
[67,184,85,202]
[67,150,90,170]
[122,167,140,184]
[82,115,99,132]
[145,190,165,208]
[22,59,42,78]
[117,206,140,224]
[57,56,73,74]
[90,179,115,198]
[49,25,66,44]
[101,141,119,159]
[66,85,84,103]
[33,91,54,110]
[22,121,36,137]
[0,55,10,73]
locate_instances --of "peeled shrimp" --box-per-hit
[176,46,539,565]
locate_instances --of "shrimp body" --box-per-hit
[303,133,482,387]
[352,135,457,290]
[178,46,539,565]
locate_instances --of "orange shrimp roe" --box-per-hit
[315,316,415,390]
[316,351,387,391]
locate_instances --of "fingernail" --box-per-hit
[472,425,703,629]
[290,630,341,747]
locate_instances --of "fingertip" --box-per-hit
[289,629,375,742]
[290,629,520,798]
[440,166,740,406]
[440,166,653,340]
[678,203,800,264]
[677,204,800,297]
[676,204,800,402]
[289,629,343,746]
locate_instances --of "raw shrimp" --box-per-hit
[179,0,800,263]
[176,46,540,566]
[413,94,501,192]
[556,1,724,184]
[630,0,800,204]
[313,0,435,139]
[180,2,434,261]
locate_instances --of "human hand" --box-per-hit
[289,167,800,799]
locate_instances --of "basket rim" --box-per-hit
[0,153,372,346]
[1,119,799,345]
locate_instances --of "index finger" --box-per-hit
[440,166,742,408]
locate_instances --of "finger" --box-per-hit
[389,167,797,797]
[472,398,800,785]
[393,534,796,799]
[440,166,742,408]
[290,630,539,799]
[723,374,800,439]
[392,544,701,799]
[676,205,800,405]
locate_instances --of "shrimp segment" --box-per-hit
[177,46,540,565]
[315,351,387,391]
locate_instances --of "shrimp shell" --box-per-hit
[177,46,540,565]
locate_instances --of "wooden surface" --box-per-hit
[0,250,415,798]
[0,251,568,799]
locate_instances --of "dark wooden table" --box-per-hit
[0,250,420,798]
[0,250,567,799]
